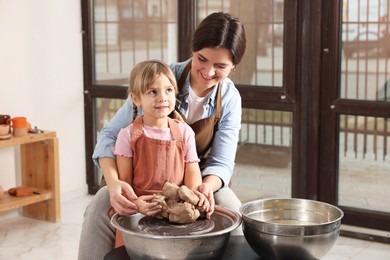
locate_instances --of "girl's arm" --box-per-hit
[182,123,215,217]
[182,123,202,190]
[183,162,202,190]
[116,155,133,186]
[184,162,214,218]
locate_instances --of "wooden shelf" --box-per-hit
[0,188,53,212]
[0,131,60,222]
[0,130,56,148]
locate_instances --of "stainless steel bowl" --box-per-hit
[111,205,241,260]
[239,198,344,260]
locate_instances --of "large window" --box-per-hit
[93,0,178,85]
[336,0,390,213]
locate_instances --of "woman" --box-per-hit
[78,12,246,260]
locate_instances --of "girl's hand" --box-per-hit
[134,194,162,216]
[197,183,215,218]
[194,191,210,213]
[108,179,139,216]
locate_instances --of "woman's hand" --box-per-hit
[133,195,162,216]
[108,179,139,216]
[197,183,215,218]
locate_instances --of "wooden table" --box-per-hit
[0,131,60,222]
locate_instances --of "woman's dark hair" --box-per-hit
[191,12,246,65]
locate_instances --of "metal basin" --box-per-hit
[111,205,241,260]
[239,198,344,260]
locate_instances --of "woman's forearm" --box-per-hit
[202,175,223,192]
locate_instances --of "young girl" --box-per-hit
[112,60,212,216]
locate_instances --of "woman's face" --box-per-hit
[191,47,235,96]
[131,74,176,127]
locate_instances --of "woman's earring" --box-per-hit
[229,67,236,77]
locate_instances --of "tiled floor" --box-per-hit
[0,195,92,260]
[1,191,390,259]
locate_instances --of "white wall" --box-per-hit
[0,0,87,202]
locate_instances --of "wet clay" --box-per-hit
[152,182,202,224]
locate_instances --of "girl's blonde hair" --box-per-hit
[129,60,178,121]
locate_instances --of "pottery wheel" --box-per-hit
[138,216,215,236]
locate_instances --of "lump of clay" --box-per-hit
[152,182,202,224]
[168,201,200,224]
[178,185,199,205]
[153,194,169,219]
[8,186,33,197]
[162,182,180,200]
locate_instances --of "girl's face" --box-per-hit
[191,47,235,96]
[131,74,176,127]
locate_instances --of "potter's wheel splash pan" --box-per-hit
[111,205,242,260]
[138,216,215,236]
